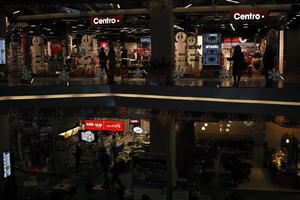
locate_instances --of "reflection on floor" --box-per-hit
[236,162,299,192]
[0,74,297,88]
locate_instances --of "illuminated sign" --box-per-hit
[100,42,108,48]
[0,38,6,64]
[130,119,140,123]
[81,131,95,142]
[84,120,124,131]
[3,151,11,178]
[133,127,143,134]
[230,10,268,23]
[90,15,124,27]
[140,38,151,43]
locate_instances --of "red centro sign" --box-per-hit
[84,120,124,131]
[230,10,268,23]
[90,15,124,27]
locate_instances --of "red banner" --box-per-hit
[84,120,124,131]
[90,15,124,27]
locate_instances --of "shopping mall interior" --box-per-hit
[2,0,300,200]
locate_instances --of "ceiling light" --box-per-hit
[185,4,192,8]
[78,24,84,27]
[225,0,240,3]
[286,139,289,144]
[225,128,230,132]
[230,23,235,31]
[204,123,208,127]
[297,14,300,17]
[293,17,296,20]
[30,24,36,27]
[201,126,206,131]
[29,31,34,33]
[219,128,223,132]
[13,10,20,15]
[72,26,76,28]
[117,4,120,9]
[227,124,231,127]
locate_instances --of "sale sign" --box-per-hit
[84,120,124,131]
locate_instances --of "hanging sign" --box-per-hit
[90,15,124,27]
[84,120,124,131]
[230,10,268,23]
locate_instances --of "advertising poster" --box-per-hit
[0,38,6,64]
[3,151,11,178]
[133,153,167,200]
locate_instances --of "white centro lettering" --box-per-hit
[93,18,98,24]
[234,13,240,20]
[93,17,119,25]
[255,14,261,20]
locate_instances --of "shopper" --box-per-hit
[108,46,117,84]
[121,48,128,67]
[110,159,125,190]
[263,45,276,87]
[99,47,108,74]
[227,45,246,87]
[74,144,82,174]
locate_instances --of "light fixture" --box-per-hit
[230,23,235,31]
[227,124,231,127]
[78,24,84,27]
[229,121,232,123]
[13,10,21,15]
[219,128,223,132]
[204,123,208,127]
[225,128,230,132]
[117,4,120,9]
[30,24,36,27]
[297,14,300,17]
[225,0,240,4]
[185,4,192,8]
[201,126,206,131]
[286,139,290,144]
[293,17,296,20]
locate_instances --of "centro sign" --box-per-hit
[230,10,268,23]
[90,15,124,27]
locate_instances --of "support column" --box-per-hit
[150,110,177,198]
[279,29,284,74]
[149,0,174,85]
[0,8,7,75]
[0,114,11,198]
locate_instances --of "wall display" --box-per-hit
[90,15,124,27]
[31,36,47,74]
[175,32,187,73]
[140,38,151,43]
[203,33,221,67]
[79,34,98,74]
[0,38,6,64]
[230,10,268,24]
[84,120,125,131]
[3,151,11,178]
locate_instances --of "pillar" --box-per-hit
[279,29,284,74]
[175,121,195,178]
[149,0,174,85]
[0,114,11,198]
[0,8,7,75]
[150,110,177,198]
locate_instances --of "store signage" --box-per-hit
[133,127,143,134]
[3,151,11,178]
[230,10,268,23]
[223,37,244,43]
[84,120,124,131]
[90,15,124,27]
[58,126,81,138]
[100,42,108,48]
[130,120,140,123]
[140,38,151,43]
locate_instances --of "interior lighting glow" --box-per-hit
[227,124,231,127]
[225,128,230,132]
[201,126,206,131]
[185,4,192,8]
[230,23,235,31]
[219,128,223,132]
[13,10,20,14]
[225,0,240,4]
[286,139,290,144]
[204,123,208,127]
[117,4,120,9]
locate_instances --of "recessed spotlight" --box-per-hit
[117,4,120,9]
[72,26,77,28]
[293,17,296,20]
[30,24,36,27]
[13,10,20,15]
[78,24,84,27]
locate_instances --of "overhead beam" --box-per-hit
[15,3,299,21]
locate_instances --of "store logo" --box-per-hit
[90,15,124,27]
[230,10,268,23]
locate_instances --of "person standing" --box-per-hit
[108,45,117,84]
[227,45,245,87]
[99,47,108,74]
[100,147,111,186]
[263,45,276,87]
